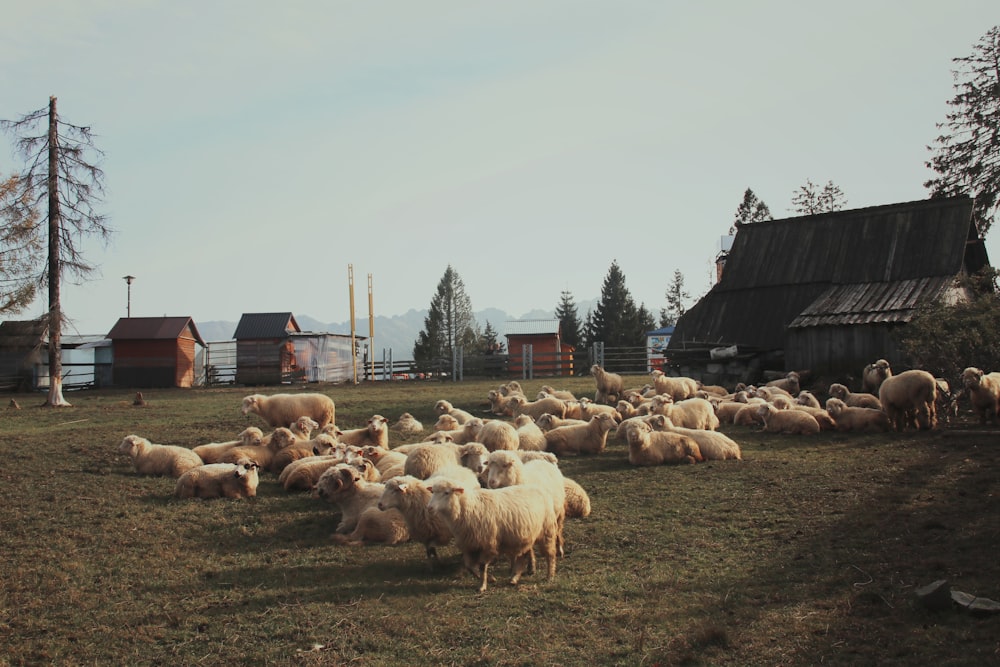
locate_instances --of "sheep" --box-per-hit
[288,416,320,441]
[650,370,699,401]
[562,400,585,420]
[175,458,260,499]
[825,397,892,433]
[535,413,588,432]
[756,403,821,435]
[544,412,618,456]
[697,382,730,397]
[359,445,407,481]
[334,414,390,450]
[828,383,882,409]
[279,454,346,491]
[390,412,424,435]
[615,399,641,421]
[507,395,568,421]
[118,435,204,477]
[426,478,559,592]
[878,369,938,431]
[268,432,339,473]
[478,419,520,451]
[513,414,547,452]
[563,477,592,518]
[795,391,822,409]
[733,400,767,427]
[538,386,577,401]
[485,450,567,556]
[433,414,461,431]
[765,371,801,395]
[577,398,622,422]
[651,396,719,431]
[647,415,743,461]
[192,427,264,464]
[935,378,961,425]
[500,380,524,396]
[434,399,476,425]
[792,405,838,431]
[314,464,408,546]
[713,400,745,425]
[961,366,1000,425]
[219,426,297,470]
[425,417,484,445]
[862,359,892,395]
[591,364,625,404]
[622,420,703,466]
[487,390,515,416]
[241,392,336,429]
[403,441,491,480]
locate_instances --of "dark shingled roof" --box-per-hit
[107,317,206,347]
[233,312,300,340]
[670,196,987,350]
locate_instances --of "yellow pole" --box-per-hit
[349,264,357,385]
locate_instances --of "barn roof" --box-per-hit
[233,312,300,340]
[671,196,987,350]
[504,320,561,336]
[107,317,206,347]
[0,320,47,349]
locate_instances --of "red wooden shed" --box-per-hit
[504,319,573,377]
[107,316,206,388]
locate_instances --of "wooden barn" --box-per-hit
[0,319,46,391]
[669,196,991,383]
[107,316,206,388]
[505,319,572,377]
[233,312,301,386]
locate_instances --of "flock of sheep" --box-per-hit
[116,360,1000,592]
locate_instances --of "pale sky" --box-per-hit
[2,2,999,341]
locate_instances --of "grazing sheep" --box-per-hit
[862,359,893,395]
[650,370,699,401]
[175,459,260,499]
[765,371,801,395]
[647,415,742,461]
[403,442,491,480]
[434,400,476,425]
[314,464,409,546]
[756,403,821,435]
[828,383,882,409]
[825,398,892,433]
[426,478,559,592]
[192,427,264,464]
[795,391,822,409]
[961,366,1000,425]
[485,450,567,556]
[118,435,203,478]
[591,364,625,404]
[622,420,702,466]
[478,419,520,451]
[507,395,568,421]
[544,413,618,456]
[241,392,336,429]
[514,414,547,452]
[390,412,424,435]
[878,369,938,431]
[563,478,592,518]
[220,426,297,470]
[535,413,588,432]
[652,396,719,430]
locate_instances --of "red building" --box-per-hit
[107,316,206,388]
[504,320,573,377]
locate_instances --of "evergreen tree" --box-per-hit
[588,261,646,347]
[481,320,504,354]
[791,179,847,215]
[0,173,42,315]
[412,265,481,363]
[659,269,690,327]
[555,290,583,349]
[730,187,773,233]
[925,26,1000,234]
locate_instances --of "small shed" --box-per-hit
[646,326,674,372]
[107,316,206,388]
[233,312,301,385]
[0,319,46,391]
[505,320,571,377]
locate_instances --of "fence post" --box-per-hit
[453,346,464,382]
[592,341,605,368]
[522,344,533,380]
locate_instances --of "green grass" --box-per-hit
[1,377,998,666]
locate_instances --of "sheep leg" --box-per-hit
[509,550,531,586]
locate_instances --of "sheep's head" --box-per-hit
[291,416,319,439]
[241,395,262,416]
[315,464,359,499]
[269,428,297,450]
[118,435,146,456]
[459,443,489,475]
[367,415,388,434]
[434,400,452,415]
[427,480,464,516]
[828,384,849,400]
[796,392,815,406]
[594,413,618,431]
[962,367,985,389]
[361,445,384,461]
[825,398,847,416]
[239,427,264,447]
[425,431,454,444]
[485,451,518,489]
[311,433,338,456]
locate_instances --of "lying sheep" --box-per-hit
[825,397,892,433]
[360,445,407,481]
[765,371,801,395]
[539,386,577,401]
[795,391,822,409]
[879,369,937,431]
[514,414,547,452]
[241,392,336,429]
[733,400,766,427]
[220,427,297,470]
[862,359,892,395]
[269,432,339,474]
[314,464,409,546]
[390,412,424,435]
[652,396,719,430]
[279,454,345,491]
[287,416,320,441]
[434,400,476,425]
[622,420,702,466]
[175,459,260,499]
[402,441,490,480]
[433,414,461,431]
[563,478,592,518]
[485,450,567,556]
[647,415,743,461]
[487,390,515,416]
[828,383,881,409]
[507,395,568,421]
[119,435,203,477]
[792,405,837,431]
[961,366,1000,425]
[544,412,618,456]
[577,398,621,422]
[756,403,820,435]
[478,419,520,451]
[425,417,484,445]
[591,364,625,404]
[535,413,588,432]
[192,427,264,464]
[713,400,744,425]
[335,415,390,449]
[427,478,559,592]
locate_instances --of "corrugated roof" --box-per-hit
[504,320,560,336]
[233,312,300,340]
[107,317,206,346]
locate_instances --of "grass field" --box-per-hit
[0,377,998,666]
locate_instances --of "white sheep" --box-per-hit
[485,450,567,556]
[513,414,547,452]
[828,383,882,409]
[506,395,568,421]
[487,389,515,416]
[426,478,559,592]
[403,442,491,480]
[390,412,425,435]
[268,432,339,474]
[622,420,702,466]
[241,392,336,429]
[765,371,801,394]
[535,413,588,432]
[756,403,821,435]
[543,412,618,456]
[576,398,622,422]
[314,463,408,546]
[591,364,625,404]
[287,416,320,441]
[424,417,484,445]
[825,397,892,433]
[219,426,297,470]
[713,400,744,425]
[477,419,520,451]
[961,366,1000,425]
[563,477,592,518]
[650,370,699,401]
[119,435,204,478]
[538,385,577,401]
[647,415,743,461]
[434,399,477,425]
[360,445,407,481]
[335,414,390,449]
[279,453,346,492]
[878,369,938,431]
[192,427,264,464]
[174,458,260,499]
[651,396,719,430]
[862,359,892,395]
[792,405,838,431]
[795,391,822,409]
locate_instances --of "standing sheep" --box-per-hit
[862,359,893,395]
[241,393,336,429]
[961,366,1000,425]
[119,435,204,478]
[879,369,938,431]
[485,450,567,556]
[591,364,625,405]
[175,459,260,499]
[650,370,699,402]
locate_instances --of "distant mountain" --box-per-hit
[196,300,600,357]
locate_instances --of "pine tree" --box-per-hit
[0,173,42,315]
[412,265,481,364]
[730,187,772,233]
[481,320,504,354]
[555,290,583,349]
[659,269,690,327]
[588,261,646,347]
[791,179,847,215]
[925,25,1000,234]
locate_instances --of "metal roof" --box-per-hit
[504,320,560,336]
[107,317,206,346]
[233,312,300,340]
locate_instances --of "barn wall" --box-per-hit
[785,324,906,379]
[113,340,182,388]
[507,335,569,376]
[175,337,198,388]
[236,339,283,385]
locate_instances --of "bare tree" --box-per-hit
[790,179,847,215]
[1,97,112,406]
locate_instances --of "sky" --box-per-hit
[2,1,999,341]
